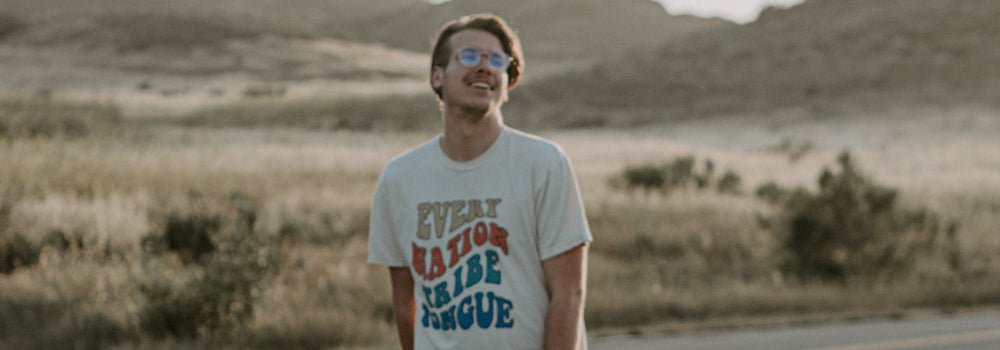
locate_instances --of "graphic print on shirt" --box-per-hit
[411,198,514,331]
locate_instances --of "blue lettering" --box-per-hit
[452,266,464,297]
[495,295,514,328]
[421,302,431,328]
[457,295,475,330]
[434,281,451,308]
[476,292,495,329]
[440,305,457,331]
[421,285,434,306]
[427,304,441,329]
[485,250,501,284]
[466,254,483,288]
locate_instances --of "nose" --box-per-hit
[475,54,492,72]
[475,61,493,75]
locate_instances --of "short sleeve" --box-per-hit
[535,148,593,260]
[367,170,407,266]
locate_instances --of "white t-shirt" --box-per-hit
[368,126,593,349]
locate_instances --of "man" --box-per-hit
[368,14,592,350]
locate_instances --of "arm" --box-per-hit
[388,266,416,350]
[542,243,588,350]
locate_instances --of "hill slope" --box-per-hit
[344,0,732,61]
[0,0,417,39]
[524,0,1000,125]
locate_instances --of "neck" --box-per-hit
[440,105,504,162]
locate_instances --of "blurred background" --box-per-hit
[1,0,998,348]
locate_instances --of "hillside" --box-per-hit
[0,1,431,117]
[343,0,733,62]
[0,0,417,39]
[523,0,1000,126]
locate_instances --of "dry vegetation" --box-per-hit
[1,98,998,348]
[2,0,1000,348]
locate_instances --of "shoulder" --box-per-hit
[505,127,567,164]
[379,137,439,184]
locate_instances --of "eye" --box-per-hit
[458,48,480,66]
[488,52,510,70]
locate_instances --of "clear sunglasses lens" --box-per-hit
[488,52,510,70]
[458,48,480,67]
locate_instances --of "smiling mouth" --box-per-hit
[469,82,492,91]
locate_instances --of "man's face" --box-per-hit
[432,29,510,114]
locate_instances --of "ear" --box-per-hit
[431,66,444,90]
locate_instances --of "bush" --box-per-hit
[140,193,280,338]
[618,156,740,196]
[0,297,130,348]
[163,213,219,264]
[0,234,40,274]
[717,170,743,195]
[623,164,665,192]
[770,151,957,282]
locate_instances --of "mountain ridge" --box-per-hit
[520,0,1000,127]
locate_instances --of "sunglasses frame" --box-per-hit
[456,47,512,71]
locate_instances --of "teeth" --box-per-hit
[471,82,491,90]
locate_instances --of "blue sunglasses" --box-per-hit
[456,47,512,71]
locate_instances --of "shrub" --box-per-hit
[618,156,742,196]
[0,233,40,274]
[771,151,956,282]
[667,155,695,188]
[163,213,219,264]
[755,181,787,205]
[623,164,665,192]
[140,193,280,338]
[0,297,130,348]
[717,170,743,195]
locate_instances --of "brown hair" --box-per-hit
[430,14,524,98]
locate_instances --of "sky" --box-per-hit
[656,0,806,24]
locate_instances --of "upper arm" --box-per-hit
[389,266,415,303]
[541,242,588,298]
[535,148,592,260]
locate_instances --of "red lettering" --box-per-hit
[447,234,462,267]
[448,227,477,267]
[489,223,509,255]
[412,243,426,277]
[461,228,472,257]
[473,222,488,245]
[428,247,447,281]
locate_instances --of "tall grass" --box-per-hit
[170,93,439,132]
[1,104,998,347]
[0,98,121,139]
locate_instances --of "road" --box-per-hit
[590,310,1000,350]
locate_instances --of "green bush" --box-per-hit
[717,170,743,195]
[163,213,220,264]
[0,234,39,274]
[0,297,130,349]
[771,151,957,282]
[619,156,740,196]
[140,194,280,338]
[623,164,665,192]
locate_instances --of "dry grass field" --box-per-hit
[1,98,998,348]
[3,1,1000,348]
